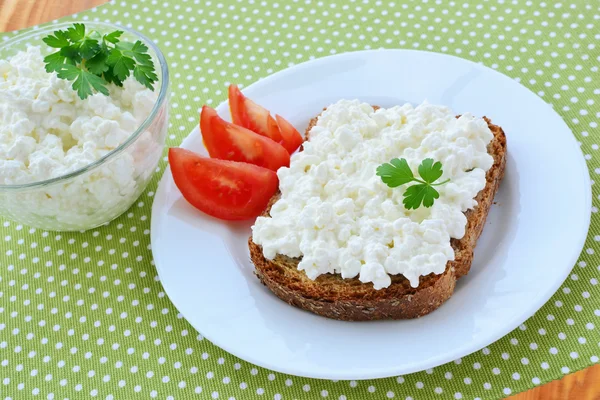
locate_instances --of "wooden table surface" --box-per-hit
[1,0,599,399]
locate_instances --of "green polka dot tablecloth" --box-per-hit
[1,0,599,399]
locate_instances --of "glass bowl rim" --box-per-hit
[0,21,169,191]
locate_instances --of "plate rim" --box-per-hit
[151,48,592,380]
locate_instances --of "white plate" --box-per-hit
[151,49,591,380]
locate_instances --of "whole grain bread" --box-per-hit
[249,106,507,321]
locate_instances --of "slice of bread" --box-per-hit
[249,106,507,321]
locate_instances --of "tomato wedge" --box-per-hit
[275,114,304,154]
[244,98,282,142]
[168,148,278,221]
[228,84,282,142]
[201,105,290,171]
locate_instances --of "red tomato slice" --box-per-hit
[168,148,279,221]
[276,115,304,154]
[244,98,282,142]
[228,84,282,142]
[201,105,290,171]
[228,84,247,126]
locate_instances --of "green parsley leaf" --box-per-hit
[66,23,86,42]
[130,41,152,64]
[377,157,450,210]
[78,37,100,59]
[59,44,83,64]
[103,30,123,44]
[117,40,158,87]
[43,51,68,72]
[42,30,70,48]
[117,40,152,65]
[106,49,135,81]
[403,184,440,210]
[376,158,414,188]
[57,64,109,99]
[133,64,159,90]
[86,50,109,75]
[42,23,158,99]
[115,41,134,51]
[55,63,81,80]
[418,158,443,184]
[103,68,124,87]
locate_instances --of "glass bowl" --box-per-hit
[0,22,169,231]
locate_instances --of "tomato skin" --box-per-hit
[244,98,283,142]
[201,105,290,171]
[228,84,247,126]
[275,114,304,154]
[168,148,279,221]
[228,84,282,142]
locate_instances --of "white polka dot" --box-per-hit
[541,362,550,370]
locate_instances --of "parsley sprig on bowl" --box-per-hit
[42,23,158,99]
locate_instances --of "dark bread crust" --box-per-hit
[249,106,507,321]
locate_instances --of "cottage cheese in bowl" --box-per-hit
[0,23,169,231]
[0,46,156,185]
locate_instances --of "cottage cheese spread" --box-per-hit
[252,99,494,289]
[0,46,160,229]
